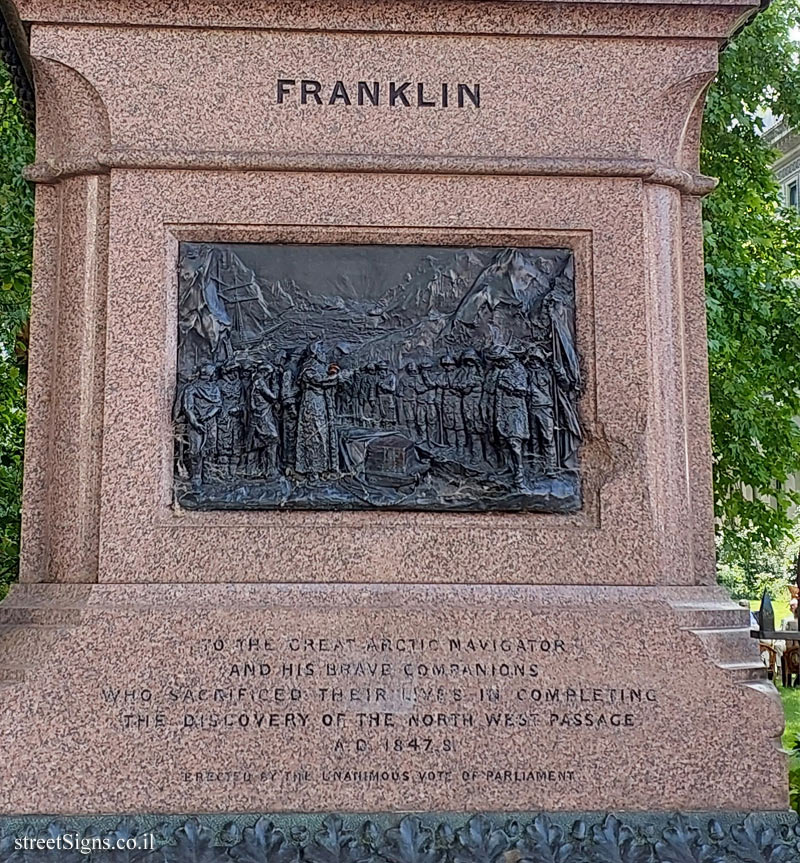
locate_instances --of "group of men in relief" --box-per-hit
[175,334,580,488]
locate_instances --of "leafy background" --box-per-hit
[0,59,32,601]
[704,0,800,571]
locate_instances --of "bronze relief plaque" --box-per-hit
[173,243,581,511]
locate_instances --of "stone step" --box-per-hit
[671,601,749,630]
[0,606,83,626]
[688,626,761,666]
[0,625,72,665]
[716,660,769,682]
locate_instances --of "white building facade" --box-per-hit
[762,120,800,508]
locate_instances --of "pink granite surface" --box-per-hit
[0,583,787,814]
[15,2,739,587]
[66,171,697,587]
[4,0,780,818]
[15,0,757,41]
[28,27,720,167]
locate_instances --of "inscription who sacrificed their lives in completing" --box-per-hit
[105,634,660,790]
[173,244,582,512]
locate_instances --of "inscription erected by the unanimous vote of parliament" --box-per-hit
[99,632,660,793]
[276,79,481,108]
[173,244,582,512]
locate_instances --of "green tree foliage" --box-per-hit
[702,0,800,564]
[0,61,33,598]
[716,534,798,600]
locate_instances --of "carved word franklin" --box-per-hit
[276,79,481,108]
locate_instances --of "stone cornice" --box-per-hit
[14,0,759,41]
[24,149,718,196]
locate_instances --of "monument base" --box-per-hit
[0,583,787,816]
[0,812,798,862]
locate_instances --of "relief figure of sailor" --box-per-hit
[376,360,398,428]
[438,355,466,454]
[492,347,530,484]
[397,362,421,437]
[525,346,557,474]
[182,363,222,487]
[457,348,486,462]
[295,341,340,478]
[247,361,280,478]
[418,361,441,446]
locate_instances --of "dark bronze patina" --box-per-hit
[2,812,799,862]
[173,244,582,512]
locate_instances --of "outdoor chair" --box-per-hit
[759,642,777,680]
[783,644,800,688]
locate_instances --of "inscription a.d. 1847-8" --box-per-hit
[173,244,582,512]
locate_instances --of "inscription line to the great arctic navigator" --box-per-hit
[276,79,481,108]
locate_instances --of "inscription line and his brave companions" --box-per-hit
[173,245,582,511]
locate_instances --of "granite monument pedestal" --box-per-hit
[0,0,796,858]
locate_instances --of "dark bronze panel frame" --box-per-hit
[164,225,599,523]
